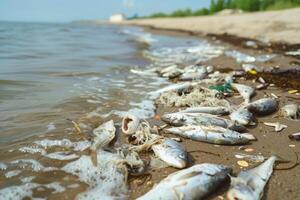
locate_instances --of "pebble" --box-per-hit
[289,144,296,148]
[245,148,254,152]
[237,160,249,167]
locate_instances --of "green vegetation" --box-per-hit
[139,0,300,19]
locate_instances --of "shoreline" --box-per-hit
[125,21,300,199]
[121,8,300,46]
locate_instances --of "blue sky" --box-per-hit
[0,0,210,22]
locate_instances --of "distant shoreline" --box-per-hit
[121,8,300,45]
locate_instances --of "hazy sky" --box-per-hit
[0,0,210,22]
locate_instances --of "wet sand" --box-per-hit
[122,8,300,44]
[125,28,300,199]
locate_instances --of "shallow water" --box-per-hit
[0,21,227,199]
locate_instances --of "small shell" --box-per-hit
[122,114,140,135]
[244,148,254,152]
[237,160,249,167]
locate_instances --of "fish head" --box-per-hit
[169,151,188,168]
[227,184,256,200]
[161,113,186,126]
[122,114,140,135]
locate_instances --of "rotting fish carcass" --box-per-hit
[231,83,255,104]
[227,155,277,200]
[179,65,208,81]
[137,163,232,200]
[90,120,116,166]
[246,98,278,116]
[164,125,255,145]
[161,112,246,132]
[280,103,300,119]
[230,108,254,126]
[151,138,187,168]
[122,114,140,135]
[180,106,230,115]
[149,82,192,99]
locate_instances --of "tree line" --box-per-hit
[140,0,300,18]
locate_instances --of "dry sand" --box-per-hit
[123,8,300,44]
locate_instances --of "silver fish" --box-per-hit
[165,125,255,145]
[234,153,265,163]
[137,163,232,200]
[230,108,254,126]
[232,83,255,104]
[180,106,230,115]
[161,112,245,132]
[149,82,192,99]
[152,138,187,169]
[246,98,278,115]
[227,155,277,200]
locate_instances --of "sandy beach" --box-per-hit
[123,8,300,44]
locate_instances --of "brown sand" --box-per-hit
[122,8,300,44]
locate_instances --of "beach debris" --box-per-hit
[244,148,254,152]
[90,120,116,166]
[288,90,298,94]
[149,82,192,99]
[288,132,300,141]
[280,104,300,119]
[263,122,287,132]
[227,155,277,200]
[179,106,230,115]
[209,82,232,93]
[289,144,296,148]
[159,65,183,79]
[237,160,249,168]
[164,125,255,145]
[137,163,232,200]
[246,98,278,115]
[235,153,265,163]
[151,138,187,168]
[231,83,255,104]
[158,85,231,108]
[242,63,259,72]
[161,112,246,132]
[245,41,258,48]
[122,114,140,135]
[230,108,254,126]
[285,49,300,56]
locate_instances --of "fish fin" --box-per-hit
[90,148,98,167]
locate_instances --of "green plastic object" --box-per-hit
[209,82,232,93]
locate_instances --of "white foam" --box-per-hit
[0,183,38,200]
[47,122,56,132]
[20,176,35,183]
[10,159,57,172]
[5,170,21,178]
[225,50,276,63]
[45,152,79,161]
[19,146,46,155]
[44,182,65,194]
[67,183,80,189]
[34,139,90,151]
[62,151,128,200]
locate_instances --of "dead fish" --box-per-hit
[165,125,255,145]
[151,138,187,169]
[288,132,300,141]
[232,83,255,104]
[162,69,182,79]
[149,82,192,99]
[159,64,179,75]
[122,114,140,135]
[246,98,278,116]
[180,66,207,81]
[230,108,254,126]
[137,163,232,200]
[235,153,265,163]
[180,106,230,115]
[227,155,277,200]
[280,104,300,119]
[161,112,246,132]
[90,120,116,166]
[263,122,287,132]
